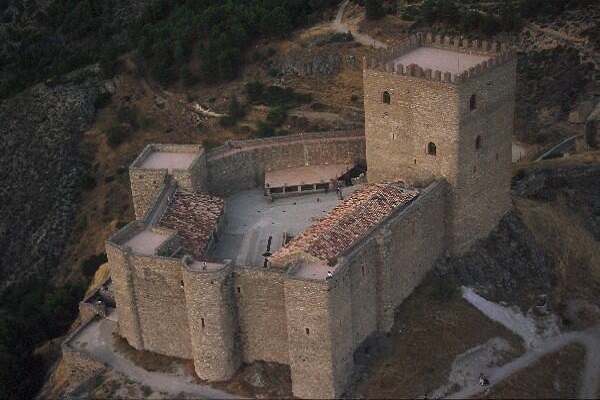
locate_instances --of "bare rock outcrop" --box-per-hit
[0,66,111,292]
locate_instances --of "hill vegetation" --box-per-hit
[0,0,338,98]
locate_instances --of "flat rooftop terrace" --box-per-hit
[209,186,362,268]
[265,164,351,188]
[124,229,170,255]
[139,151,198,172]
[392,46,490,74]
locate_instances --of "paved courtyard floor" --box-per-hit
[210,186,361,267]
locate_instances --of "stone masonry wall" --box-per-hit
[234,267,290,365]
[284,277,336,398]
[106,238,144,349]
[363,46,515,253]
[284,181,448,398]
[129,144,207,218]
[363,69,459,185]
[452,60,516,252]
[183,261,240,381]
[207,131,365,196]
[128,254,191,358]
[62,342,106,384]
[129,169,168,219]
[378,180,448,330]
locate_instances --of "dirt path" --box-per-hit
[69,318,241,399]
[534,134,582,161]
[526,22,587,45]
[446,288,600,399]
[333,0,387,49]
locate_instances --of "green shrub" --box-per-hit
[256,121,276,138]
[219,116,237,127]
[317,31,354,46]
[79,172,97,191]
[366,0,385,19]
[94,92,112,110]
[228,97,245,119]
[245,81,311,107]
[116,106,139,130]
[106,125,129,148]
[267,107,287,126]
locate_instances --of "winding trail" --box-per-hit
[333,0,387,48]
[447,288,600,399]
[69,318,241,399]
[534,134,582,161]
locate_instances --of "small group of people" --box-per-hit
[325,270,333,280]
[479,372,490,386]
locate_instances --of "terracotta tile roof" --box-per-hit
[270,183,418,265]
[159,190,224,259]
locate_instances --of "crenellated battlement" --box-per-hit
[363,32,516,84]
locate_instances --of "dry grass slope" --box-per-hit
[484,343,586,399]
[351,281,524,398]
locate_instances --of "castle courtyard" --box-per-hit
[209,184,362,268]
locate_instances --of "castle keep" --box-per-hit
[105,34,516,398]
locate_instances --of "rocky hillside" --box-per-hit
[0,66,111,291]
[434,158,600,323]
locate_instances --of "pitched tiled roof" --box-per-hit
[270,183,418,265]
[159,190,224,259]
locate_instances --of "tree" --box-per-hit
[260,7,292,37]
[365,0,384,20]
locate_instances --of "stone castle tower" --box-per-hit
[363,33,516,252]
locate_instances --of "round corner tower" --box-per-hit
[363,33,517,253]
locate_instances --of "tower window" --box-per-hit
[382,91,391,104]
[201,318,205,328]
[427,142,437,156]
[476,135,482,149]
[305,328,310,335]
[469,94,477,110]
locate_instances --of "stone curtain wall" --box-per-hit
[108,229,193,358]
[234,267,290,365]
[286,181,448,398]
[128,254,191,358]
[106,182,448,397]
[183,262,240,381]
[379,181,448,329]
[207,151,260,196]
[206,131,365,196]
[452,60,516,252]
[61,341,106,384]
[106,238,144,349]
[363,69,460,185]
[284,277,336,398]
[129,169,168,219]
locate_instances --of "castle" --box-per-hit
[106,33,516,398]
